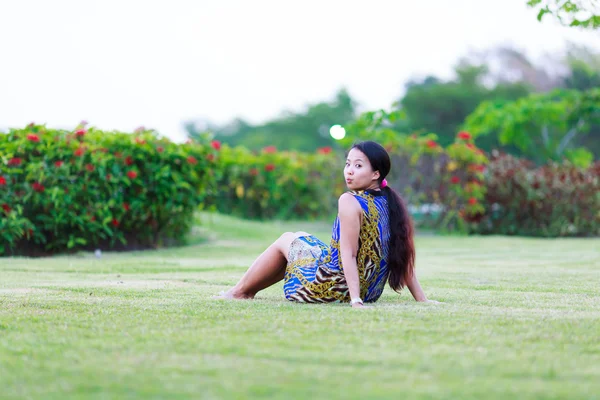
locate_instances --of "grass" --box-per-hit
[1,213,599,400]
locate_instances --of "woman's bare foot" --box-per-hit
[212,289,254,300]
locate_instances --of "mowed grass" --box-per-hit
[1,214,599,400]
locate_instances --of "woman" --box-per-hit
[217,141,437,308]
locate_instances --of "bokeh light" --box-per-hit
[329,125,346,140]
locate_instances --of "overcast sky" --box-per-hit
[1,0,599,141]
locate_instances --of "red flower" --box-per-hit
[187,156,198,165]
[1,204,10,213]
[106,174,112,180]
[90,216,96,222]
[265,164,275,172]
[8,157,22,166]
[468,197,478,205]
[127,170,138,179]
[263,146,277,154]
[135,137,146,145]
[157,146,164,153]
[123,203,130,211]
[0,176,6,186]
[64,187,69,194]
[111,218,119,227]
[450,176,460,184]
[318,146,332,154]
[85,164,95,172]
[54,160,64,167]
[74,148,85,157]
[211,140,221,151]
[114,152,122,159]
[32,182,45,192]
[125,156,134,166]
[457,131,471,140]
[426,140,438,149]
[75,129,86,137]
[27,133,40,142]
[249,168,259,176]
[207,154,215,162]
[466,143,475,149]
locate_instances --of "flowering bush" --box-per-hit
[0,123,217,255]
[473,153,600,237]
[343,108,599,236]
[384,131,489,233]
[343,110,489,233]
[209,145,344,220]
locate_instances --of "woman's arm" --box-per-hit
[337,193,363,308]
[406,273,428,302]
[407,273,440,303]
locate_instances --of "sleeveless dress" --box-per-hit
[283,189,390,303]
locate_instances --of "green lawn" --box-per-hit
[1,214,599,400]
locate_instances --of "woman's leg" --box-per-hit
[219,231,310,299]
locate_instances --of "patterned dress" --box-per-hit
[283,189,390,303]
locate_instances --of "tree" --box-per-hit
[563,45,600,90]
[527,0,600,28]
[185,89,357,152]
[397,62,531,147]
[464,88,600,167]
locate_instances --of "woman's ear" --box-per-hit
[372,170,380,181]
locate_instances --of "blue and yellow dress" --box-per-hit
[283,189,390,303]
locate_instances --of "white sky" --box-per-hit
[1,0,599,142]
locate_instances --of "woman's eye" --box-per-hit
[355,164,361,168]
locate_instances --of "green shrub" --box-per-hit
[209,145,344,220]
[0,123,217,255]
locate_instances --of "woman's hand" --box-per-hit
[351,302,369,308]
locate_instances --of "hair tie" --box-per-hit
[381,178,388,188]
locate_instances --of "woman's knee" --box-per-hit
[294,231,310,238]
[278,232,295,243]
[278,232,309,243]
[275,232,296,256]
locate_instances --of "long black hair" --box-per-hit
[351,141,416,292]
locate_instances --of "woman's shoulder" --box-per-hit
[343,190,381,202]
[338,192,362,212]
[337,192,362,225]
[338,191,360,205]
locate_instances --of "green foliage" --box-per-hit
[339,109,409,149]
[0,123,217,255]
[528,0,600,28]
[464,88,600,167]
[187,89,357,152]
[474,153,600,237]
[398,64,531,147]
[208,145,344,220]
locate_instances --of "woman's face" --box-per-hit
[344,148,380,191]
